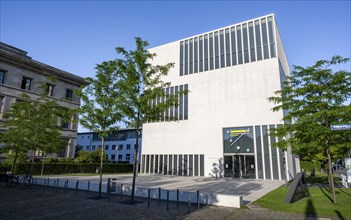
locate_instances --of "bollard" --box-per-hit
[197,190,200,209]
[47,178,50,187]
[120,184,123,198]
[75,180,79,197]
[87,181,90,194]
[206,194,208,205]
[44,178,47,187]
[188,193,191,214]
[148,189,150,208]
[177,189,179,207]
[64,179,68,194]
[167,191,169,211]
[57,179,59,188]
[107,178,111,202]
[158,187,161,204]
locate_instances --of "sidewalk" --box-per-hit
[0,183,319,220]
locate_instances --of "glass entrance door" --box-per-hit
[224,155,255,178]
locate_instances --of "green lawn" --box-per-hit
[253,185,351,219]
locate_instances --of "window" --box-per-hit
[184,84,188,120]
[126,154,130,162]
[118,154,122,161]
[61,122,69,129]
[214,31,219,69]
[127,144,131,150]
[199,36,203,72]
[194,37,198,73]
[179,85,183,120]
[204,34,208,71]
[184,40,188,75]
[180,41,184,76]
[243,24,249,63]
[92,145,96,151]
[189,39,193,74]
[86,145,90,151]
[98,145,101,148]
[112,145,116,150]
[261,18,269,59]
[236,25,243,64]
[220,30,225,68]
[255,20,263,61]
[105,145,109,150]
[111,154,116,160]
[65,89,73,100]
[174,86,178,120]
[209,33,214,70]
[231,27,237,65]
[249,22,256,62]
[87,135,90,139]
[268,16,276,58]
[225,29,231,67]
[81,136,84,139]
[0,70,6,84]
[118,144,123,150]
[46,83,55,96]
[21,77,32,90]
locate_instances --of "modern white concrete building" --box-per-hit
[141,14,300,180]
[0,42,85,159]
[77,128,142,164]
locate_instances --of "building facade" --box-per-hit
[141,14,300,180]
[0,42,85,159]
[77,128,142,164]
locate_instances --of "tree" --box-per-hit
[0,81,72,176]
[114,37,187,202]
[269,56,351,204]
[76,60,123,198]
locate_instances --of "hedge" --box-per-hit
[1,163,133,175]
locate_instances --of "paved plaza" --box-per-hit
[0,182,312,220]
[49,174,286,204]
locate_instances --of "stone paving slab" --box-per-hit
[0,182,327,220]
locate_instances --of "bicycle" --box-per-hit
[7,173,34,188]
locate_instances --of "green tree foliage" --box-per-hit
[114,37,187,202]
[75,148,107,163]
[76,60,123,198]
[0,81,73,175]
[269,56,351,204]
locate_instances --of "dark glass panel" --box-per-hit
[243,24,249,63]
[185,40,189,74]
[220,30,225,68]
[261,18,269,59]
[195,155,199,176]
[249,22,256,62]
[189,155,193,176]
[255,126,263,179]
[200,155,204,176]
[231,27,237,65]
[189,39,193,74]
[204,35,209,71]
[268,16,276,58]
[180,41,184,76]
[270,125,279,180]
[236,25,243,64]
[174,86,178,120]
[209,33,214,70]
[184,155,188,176]
[225,28,231,67]
[194,37,198,73]
[184,84,188,120]
[199,36,203,72]
[214,32,219,69]
[255,20,262,61]
[168,155,173,175]
[179,85,183,120]
[262,125,271,179]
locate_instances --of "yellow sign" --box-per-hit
[230,129,250,137]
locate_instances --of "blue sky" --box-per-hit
[1,0,350,131]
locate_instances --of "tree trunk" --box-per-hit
[99,136,105,198]
[327,148,337,204]
[41,154,45,176]
[11,147,19,174]
[131,126,139,203]
[30,149,36,176]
